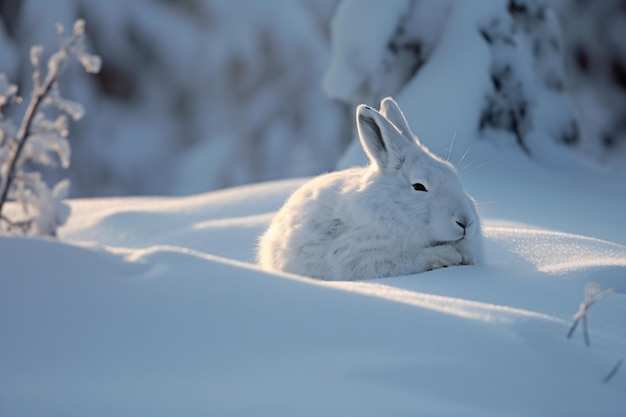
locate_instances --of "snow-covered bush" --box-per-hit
[0,19,100,236]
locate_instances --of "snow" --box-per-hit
[2,1,626,415]
[2,144,626,415]
[400,2,495,159]
[323,0,412,102]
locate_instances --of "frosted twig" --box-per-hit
[602,358,623,384]
[566,283,614,346]
[0,19,100,236]
[0,64,57,215]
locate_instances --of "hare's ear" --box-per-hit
[380,97,415,140]
[356,104,409,172]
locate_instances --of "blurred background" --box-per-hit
[0,0,624,197]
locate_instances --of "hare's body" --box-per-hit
[258,98,483,280]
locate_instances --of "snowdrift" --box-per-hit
[2,149,625,416]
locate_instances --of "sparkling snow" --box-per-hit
[2,145,625,415]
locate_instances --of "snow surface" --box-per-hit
[2,1,626,415]
[2,140,626,416]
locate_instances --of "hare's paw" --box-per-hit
[423,245,463,271]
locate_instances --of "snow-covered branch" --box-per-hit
[0,19,100,237]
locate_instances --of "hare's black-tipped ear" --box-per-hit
[356,104,407,172]
[380,97,413,138]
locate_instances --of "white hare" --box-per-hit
[258,97,483,280]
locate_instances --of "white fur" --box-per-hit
[258,97,483,280]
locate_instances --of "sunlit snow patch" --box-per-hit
[486,221,626,274]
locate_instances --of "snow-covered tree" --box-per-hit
[323,0,451,107]
[550,0,626,167]
[324,0,623,170]
[478,0,579,157]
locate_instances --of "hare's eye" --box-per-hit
[412,183,428,192]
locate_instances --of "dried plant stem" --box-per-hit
[582,314,590,347]
[566,283,613,346]
[602,358,623,384]
[566,318,579,340]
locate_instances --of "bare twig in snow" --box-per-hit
[566,283,614,346]
[602,358,623,384]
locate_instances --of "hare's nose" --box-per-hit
[456,220,466,230]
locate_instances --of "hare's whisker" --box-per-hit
[456,147,471,171]
[446,131,457,162]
